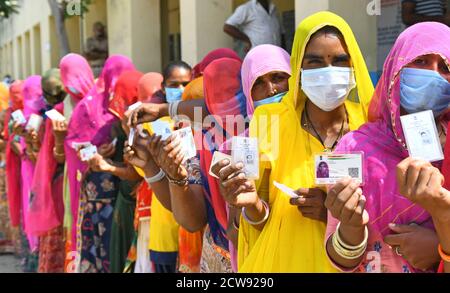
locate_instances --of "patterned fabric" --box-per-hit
[200,226,232,273]
[79,172,118,273]
[38,226,65,273]
[177,156,203,274]
[19,228,39,273]
[123,233,138,273]
[0,159,14,254]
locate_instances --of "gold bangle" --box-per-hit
[331,223,368,260]
[53,147,65,157]
[438,244,450,263]
[335,222,369,251]
[332,232,367,260]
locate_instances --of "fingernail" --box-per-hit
[222,159,230,165]
[236,162,244,169]
[389,223,396,229]
[298,197,306,204]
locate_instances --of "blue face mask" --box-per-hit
[400,68,450,117]
[165,87,184,103]
[253,92,286,109]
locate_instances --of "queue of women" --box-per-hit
[1,11,450,273]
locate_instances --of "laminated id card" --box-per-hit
[315,153,363,185]
[45,109,66,122]
[80,145,98,162]
[151,119,172,140]
[173,127,197,162]
[128,101,143,112]
[11,110,26,125]
[128,128,136,146]
[209,152,232,179]
[71,142,92,151]
[231,137,259,180]
[25,114,43,132]
[400,110,444,162]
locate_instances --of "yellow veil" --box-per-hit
[134,120,180,253]
[0,83,9,112]
[238,11,374,272]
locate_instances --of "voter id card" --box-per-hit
[128,101,142,112]
[11,110,26,125]
[315,153,363,185]
[400,110,444,162]
[128,128,136,146]
[209,152,232,179]
[71,142,92,151]
[173,127,197,162]
[80,145,97,162]
[45,109,66,122]
[151,119,172,140]
[25,114,43,132]
[231,137,259,180]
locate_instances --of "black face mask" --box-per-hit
[43,88,67,107]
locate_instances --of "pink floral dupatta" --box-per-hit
[21,76,46,249]
[331,22,450,272]
[64,55,135,251]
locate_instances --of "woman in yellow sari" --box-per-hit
[216,11,374,272]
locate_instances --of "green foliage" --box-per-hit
[0,0,20,18]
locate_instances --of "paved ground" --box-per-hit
[0,254,22,273]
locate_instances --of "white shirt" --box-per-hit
[226,0,283,48]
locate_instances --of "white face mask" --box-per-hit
[301,66,356,112]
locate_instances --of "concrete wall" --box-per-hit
[1,0,380,79]
[107,0,162,72]
[295,0,378,72]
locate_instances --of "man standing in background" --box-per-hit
[84,22,109,78]
[224,0,285,54]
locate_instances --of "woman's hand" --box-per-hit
[325,178,369,228]
[98,142,116,159]
[12,122,26,137]
[88,154,113,173]
[51,119,68,142]
[123,139,151,170]
[28,130,40,151]
[397,158,450,222]
[154,134,188,181]
[213,159,259,209]
[127,103,166,128]
[384,223,440,271]
[147,134,164,167]
[290,188,327,223]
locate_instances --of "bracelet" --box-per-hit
[242,199,269,226]
[335,222,369,250]
[331,223,368,260]
[332,232,367,260]
[167,175,189,187]
[232,216,240,230]
[438,244,450,263]
[169,101,181,121]
[53,147,65,157]
[144,169,166,184]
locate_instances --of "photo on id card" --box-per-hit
[314,152,363,185]
[400,110,444,162]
